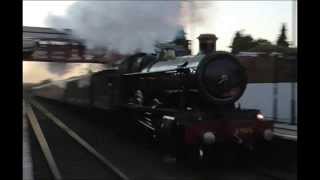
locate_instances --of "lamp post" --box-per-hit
[273,56,278,122]
[291,82,296,125]
[290,0,297,125]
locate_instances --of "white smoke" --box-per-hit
[46,1,187,54]
[180,1,217,54]
[24,1,217,83]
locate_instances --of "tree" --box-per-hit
[254,39,272,46]
[230,31,242,54]
[276,24,289,47]
[174,29,187,41]
[173,29,188,47]
[230,31,256,54]
[247,38,274,53]
[247,44,277,53]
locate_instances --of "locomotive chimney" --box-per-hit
[198,34,218,54]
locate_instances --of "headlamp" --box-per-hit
[256,113,264,120]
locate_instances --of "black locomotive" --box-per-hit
[32,33,273,160]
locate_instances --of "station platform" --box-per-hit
[273,123,297,141]
[23,100,34,180]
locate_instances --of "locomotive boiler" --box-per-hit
[32,33,274,161]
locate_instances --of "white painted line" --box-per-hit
[273,129,297,136]
[273,132,297,141]
[23,99,34,180]
[25,101,63,180]
[30,99,130,180]
[274,123,297,131]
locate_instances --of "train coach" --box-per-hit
[32,34,274,160]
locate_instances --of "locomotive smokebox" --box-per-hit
[198,34,218,54]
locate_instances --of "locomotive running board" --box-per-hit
[123,104,178,114]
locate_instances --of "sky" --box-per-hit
[23,1,76,26]
[23,1,297,50]
[23,1,297,83]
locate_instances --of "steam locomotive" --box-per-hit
[31,34,273,160]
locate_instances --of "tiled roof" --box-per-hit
[23,26,65,34]
[23,26,73,41]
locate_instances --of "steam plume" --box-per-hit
[46,1,187,54]
[24,1,215,83]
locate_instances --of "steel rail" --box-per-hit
[29,99,130,180]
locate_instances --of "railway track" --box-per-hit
[25,98,129,180]
[24,97,297,180]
